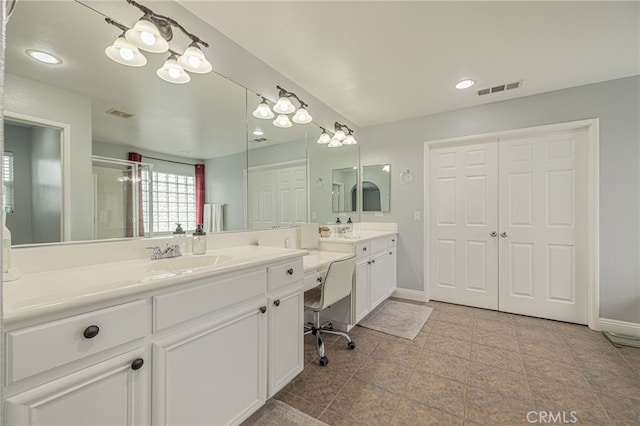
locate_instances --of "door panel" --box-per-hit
[429,141,499,309]
[498,129,588,324]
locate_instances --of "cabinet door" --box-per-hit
[268,287,303,397]
[369,252,391,311]
[354,259,370,323]
[152,302,267,426]
[5,349,148,426]
[388,248,397,295]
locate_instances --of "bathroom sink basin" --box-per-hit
[144,255,233,272]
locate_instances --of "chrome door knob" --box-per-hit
[500,232,508,238]
[490,231,497,237]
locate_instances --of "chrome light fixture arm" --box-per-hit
[276,85,308,109]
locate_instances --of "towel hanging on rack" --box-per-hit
[203,203,224,233]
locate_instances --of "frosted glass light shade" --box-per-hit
[317,131,331,144]
[342,133,357,145]
[126,18,169,53]
[333,129,346,141]
[253,100,274,119]
[105,36,147,67]
[328,139,343,148]
[292,107,312,124]
[273,96,295,114]
[157,57,190,84]
[178,44,212,74]
[273,114,293,128]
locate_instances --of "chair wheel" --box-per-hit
[319,357,329,366]
[326,322,333,329]
[347,341,356,350]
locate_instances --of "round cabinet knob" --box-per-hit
[372,259,376,263]
[274,299,281,307]
[83,325,100,339]
[286,268,294,275]
[389,252,393,255]
[317,277,323,283]
[367,261,372,265]
[259,306,267,314]
[490,231,498,237]
[131,358,144,371]
[500,232,508,238]
[363,247,367,252]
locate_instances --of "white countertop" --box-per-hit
[4,245,307,324]
[318,230,396,244]
[302,250,353,273]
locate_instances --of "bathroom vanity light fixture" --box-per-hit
[328,122,357,147]
[253,86,312,127]
[104,0,212,84]
[317,127,331,144]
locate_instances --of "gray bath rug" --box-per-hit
[241,400,328,426]
[359,299,433,340]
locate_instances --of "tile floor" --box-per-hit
[274,299,640,425]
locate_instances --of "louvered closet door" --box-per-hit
[429,141,499,310]
[498,129,588,324]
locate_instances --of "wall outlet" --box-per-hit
[414,211,421,221]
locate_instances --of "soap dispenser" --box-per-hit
[346,217,353,233]
[192,224,207,255]
[336,217,342,224]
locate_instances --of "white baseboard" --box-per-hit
[596,318,640,337]
[392,288,428,302]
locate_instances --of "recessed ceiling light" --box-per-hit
[26,49,62,65]
[455,79,475,90]
[253,128,264,136]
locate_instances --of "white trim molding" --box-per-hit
[393,288,428,302]
[596,318,640,338]
[424,119,600,330]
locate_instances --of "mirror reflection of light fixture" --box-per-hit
[104,1,212,84]
[253,97,275,119]
[342,130,357,145]
[317,128,331,144]
[157,55,190,84]
[273,114,293,128]
[328,122,357,148]
[328,138,343,148]
[105,35,147,67]
[252,86,312,128]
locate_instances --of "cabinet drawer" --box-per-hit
[303,272,324,292]
[268,259,303,291]
[354,242,370,258]
[369,237,389,254]
[389,235,397,248]
[154,269,267,332]
[7,300,146,384]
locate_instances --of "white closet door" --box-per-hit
[498,129,588,324]
[248,169,276,230]
[430,141,499,309]
[277,166,307,227]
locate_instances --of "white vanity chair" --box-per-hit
[303,255,357,366]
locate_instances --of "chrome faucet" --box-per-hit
[146,244,182,260]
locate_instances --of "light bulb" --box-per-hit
[178,44,212,74]
[273,96,295,114]
[189,56,201,68]
[140,31,156,46]
[273,114,292,128]
[328,139,343,148]
[157,56,190,84]
[105,36,146,67]
[252,100,274,119]
[317,131,331,144]
[292,107,312,124]
[168,67,180,79]
[119,47,134,61]
[334,129,346,141]
[343,133,357,145]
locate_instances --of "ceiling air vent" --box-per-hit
[106,108,135,119]
[477,80,522,96]
[251,138,267,143]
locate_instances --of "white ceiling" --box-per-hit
[178,1,640,128]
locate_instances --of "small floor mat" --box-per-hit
[359,299,433,340]
[603,331,640,349]
[241,400,327,426]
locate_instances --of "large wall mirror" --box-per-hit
[307,125,360,225]
[4,0,249,244]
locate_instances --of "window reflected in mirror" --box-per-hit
[362,164,391,212]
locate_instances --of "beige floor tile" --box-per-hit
[522,355,592,390]
[392,398,462,425]
[354,356,413,394]
[425,333,472,359]
[436,310,476,327]
[472,327,520,353]
[582,368,640,403]
[468,361,531,401]
[369,337,422,369]
[474,317,515,332]
[464,386,534,425]
[471,343,525,373]
[326,378,399,425]
[403,370,466,416]
[512,315,562,331]
[273,392,325,419]
[518,339,578,365]
[288,364,349,407]
[618,346,640,372]
[474,308,514,323]
[530,381,610,425]
[416,348,470,384]
[430,320,474,342]
[596,392,640,425]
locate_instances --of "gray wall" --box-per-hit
[5,72,93,241]
[205,152,246,232]
[360,76,640,324]
[30,126,62,243]
[248,139,306,168]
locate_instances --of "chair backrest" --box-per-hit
[320,256,356,309]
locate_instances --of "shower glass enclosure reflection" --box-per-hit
[92,156,153,240]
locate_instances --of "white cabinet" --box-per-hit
[369,251,391,310]
[354,258,370,323]
[5,348,148,426]
[152,301,267,426]
[268,285,304,398]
